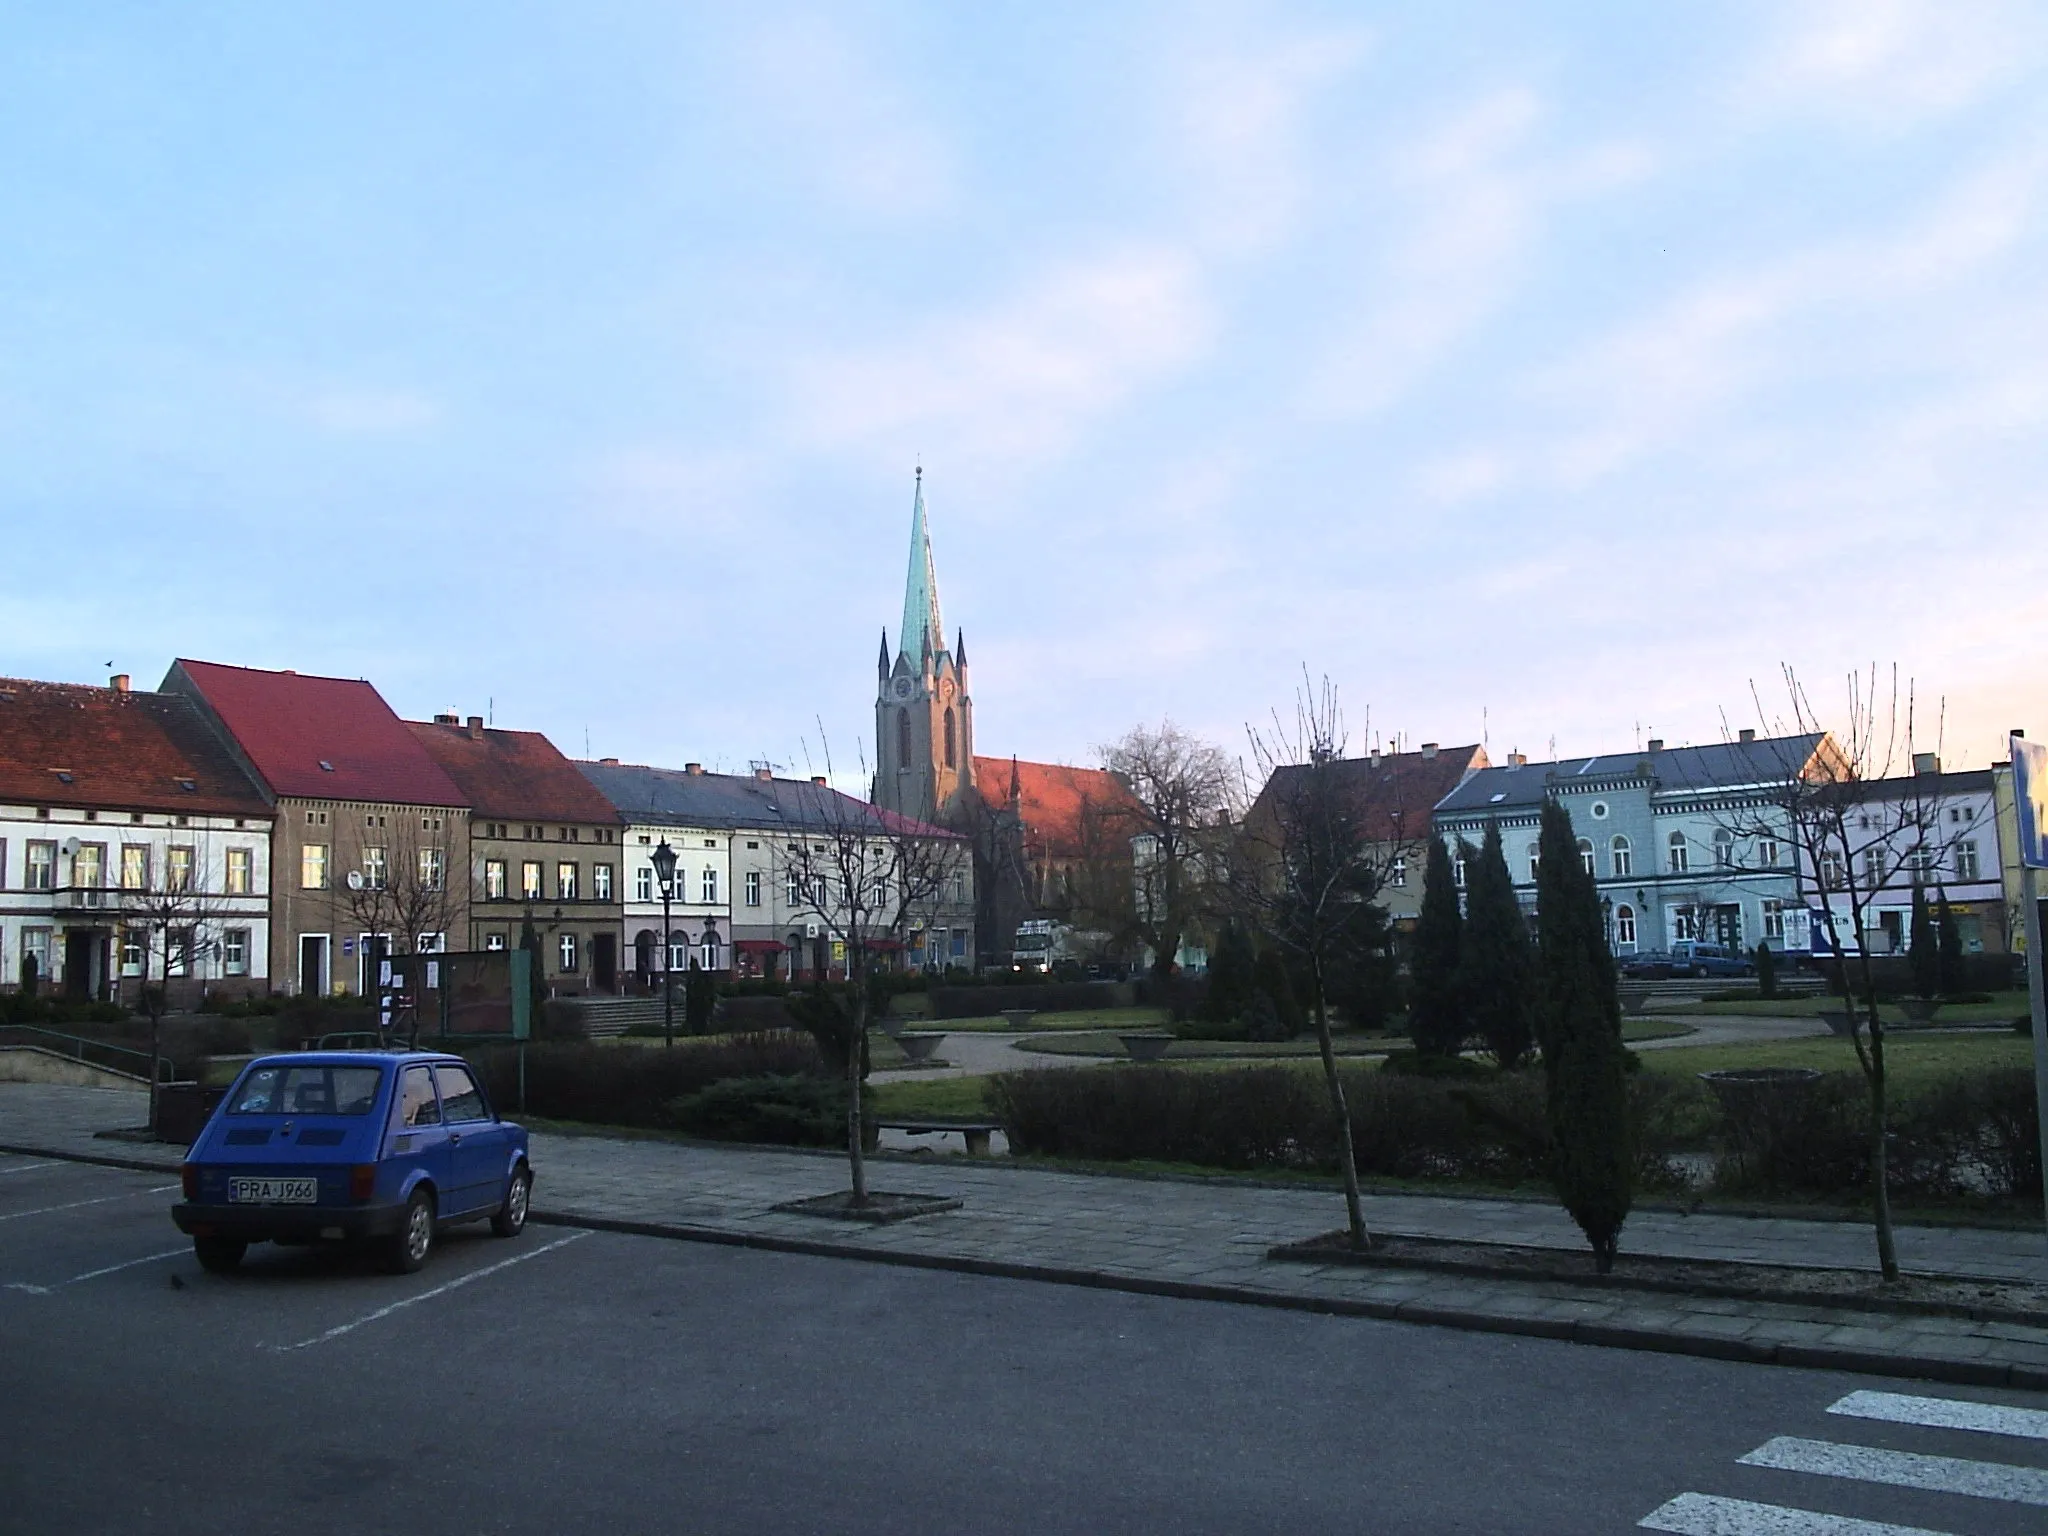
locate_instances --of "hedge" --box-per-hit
[476,1031,824,1129]
[928,981,1136,1018]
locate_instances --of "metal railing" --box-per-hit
[0,1024,175,1082]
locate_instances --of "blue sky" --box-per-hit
[5,2,2044,782]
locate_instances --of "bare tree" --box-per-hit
[118,846,231,1126]
[1229,677,1389,1251]
[778,750,966,1207]
[335,817,464,1038]
[1100,722,1239,980]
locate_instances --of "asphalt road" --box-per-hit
[3,1151,2044,1535]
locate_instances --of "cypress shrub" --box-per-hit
[1409,835,1466,1056]
[1908,886,1939,999]
[1754,942,1778,999]
[1935,890,1967,998]
[1253,947,1306,1037]
[1463,821,1535,1068]
[1535,798,1634,1271]
[1203,921,1258,1024]
[666,1074,858,1147]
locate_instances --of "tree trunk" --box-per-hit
[1865,1005,1899,1281]
[847,978,869,1206]
[1308,965,1369,1250]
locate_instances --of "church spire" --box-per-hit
[897,466,945,666]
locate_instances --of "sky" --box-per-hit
[5,1,2046,786]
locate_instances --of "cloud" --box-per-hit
[306,389,440,436]
[789,247,1214,469]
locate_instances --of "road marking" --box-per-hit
[267,1232,590,1351]
[0,1161,61,1176]
[0,1185,179,1223]
[1828,1391,2048,1443]
[1739,1436,2048,1507]
[1639,1490,1956,1535]
[4,1246,186,1295]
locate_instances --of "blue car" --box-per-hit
[172,1051,532,1275]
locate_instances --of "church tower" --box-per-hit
[874,468,975,824]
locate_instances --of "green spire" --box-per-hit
[898,466,945,664]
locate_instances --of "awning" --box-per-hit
[733,939,788,954]
[861,937,905,951]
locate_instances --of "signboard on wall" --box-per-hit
[2015,736,2048,870]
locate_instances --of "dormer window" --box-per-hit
[54,770,73,784]
[318,760,335,772]
[178,778,197,792]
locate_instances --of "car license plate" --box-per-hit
[228,1177,318,1204]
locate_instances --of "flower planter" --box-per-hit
[1899,997,1942,1025]
[1618,989,1651,1017]
[893,1032,946,1064]
[999,1009,1037,1031]
[1819,1010,1858,1036]
[1119,1033,1174,1062]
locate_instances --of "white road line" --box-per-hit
[0,1161,61,1176]
[1739,1436,2048,1507]
[1639,1490,1956,1535]
[267,1232,590,1351]
[0,1185,179,1223]
[1829,1390,2048,1443]
[3,1246,186,1295]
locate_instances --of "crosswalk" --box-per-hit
[1639,1390,2048,1535]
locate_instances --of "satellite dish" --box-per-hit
[61,837,80,856]
[346,871,366,891]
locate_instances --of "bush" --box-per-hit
[476,1031,825,1129]
[929,981,1136,1018]
[666,1074,860,1148]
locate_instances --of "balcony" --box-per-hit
[52,886,115,912]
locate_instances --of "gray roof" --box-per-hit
[576,760,959,839]
[1434,733,1829,817]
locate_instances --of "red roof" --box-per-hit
[0,678,272,819]
[1250,744,1487,843]
[165,660,466,807]
[973,755,1143,859]
[407,719,622,825]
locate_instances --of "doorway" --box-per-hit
[299,934,330,997]
[592,932,618,993]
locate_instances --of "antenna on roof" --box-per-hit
[585,726,591,757]
[1482,705,1488,750]
[487,696,494,726]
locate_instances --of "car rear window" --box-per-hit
[229,1065,384,1116]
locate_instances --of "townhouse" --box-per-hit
[1816,756,2007,955]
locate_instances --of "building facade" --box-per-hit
[1817,761,2007,955]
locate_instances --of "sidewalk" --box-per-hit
[7,1082,2045,1389]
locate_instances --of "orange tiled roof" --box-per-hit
[0,678,271,819]
[973,755,1142,858]
[407,720,622,825]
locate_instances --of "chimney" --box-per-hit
[1507,751,1527,768]
[434,712,459,726]
[1913,751,1941,777]
[110,674,130,693]
[1647,738,1664,753]
[1420,742,1438,759]
[685,763,705,776]
[755,768,773,781]
[1738,728,1756,744]
[599,757,619,766]
[466,715,484,739]
[812,775,827,787]
[1367,750,1381,768]
[2013,729,2026,740]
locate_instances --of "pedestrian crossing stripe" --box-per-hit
[1828,1391,2048,1442]
[1638,1490,1955,1535]
[1738,1435,2048,1507]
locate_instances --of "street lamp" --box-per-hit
[651,839,678,1047]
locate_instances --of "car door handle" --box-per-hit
[449,1132,462,1144]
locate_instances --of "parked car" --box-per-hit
[172,1051,531,1275]
[1619,941,1755,981]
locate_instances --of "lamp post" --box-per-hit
[652,839,678,1048]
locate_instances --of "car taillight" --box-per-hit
[349,1165,377,1203]
[181,1163,199,1201]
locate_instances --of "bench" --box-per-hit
[875,1119,1003,1157]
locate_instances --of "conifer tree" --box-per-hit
[1463,821,1534,1068]
[1253,947,1305,1038]
[1535,798,1633,1272]
[1934,888,1966,998]
[1908,884,1939,1000]
[1202,920,1258,1025]
[1409,835,1466,1057]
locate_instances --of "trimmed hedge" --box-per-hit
[928,981,1137,1018]
[666,1074,860,1148]
[476,1031,824,1129]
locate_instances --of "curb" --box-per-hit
[529,1207,2048,1394]
[0,1140,182,1177]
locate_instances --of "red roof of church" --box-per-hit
[0,677,271,818]
[166,660,466,807]
[973,755,1142,858]
[407,719,622,825]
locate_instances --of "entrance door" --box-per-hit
[591,933,617,993]
[300,934,329,997]
[63,931,94,999]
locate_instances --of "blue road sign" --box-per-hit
[2015,736,2048,870]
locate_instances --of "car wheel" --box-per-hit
[388,1188,436,1274]
[193,1236,246,1274]
[491,1165,531,1239]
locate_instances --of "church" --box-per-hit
[871,470,1139,966]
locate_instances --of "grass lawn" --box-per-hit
[909,1006,1172,1032]
[866,1076,996,1120]
[1660,989,2032,1025]
[1638,1028,2032,1092]
[1012,1017,1691,1060]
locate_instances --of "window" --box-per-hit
[233,1064,384,1117]
[485,932,507,951]
[1862,847,1887,886]
[700,938,722,971]
[1667,833,1689,873]
[1713,828,1733,868]
[167,845,193,892]
[1819,850,1845,890]
[223,928,249,975]
[1610,836,1632,877]
[668,930,688,970]
[1906,848,1936,884]
[1756,837,1778,869]
[74,844,103,891]
[1526,843,1541,883]
[745,870,762,907]
[121,930,144,976]
[1453,854,1467,888]
[1762,900,1785,942]
[226,847,251,895]
[593,863,613,901]
[897,709,911,765]
[701,867,718,903]
[1614,904,1637,948]
[635,865,653,902]
[484,859,508,900]
[1671,905,1698,942]
[420,847,445,891]
[558,932,579,972]
[434,1064,488,1122]
[521,861,543,900]
[362,846,387,890]
[1389,855,1407,888]
[302,844,329,890]
[557,862,578,901]
[399,1065,441,1127]
[22,927,51,983]
[786,871,802,906]
[166,926,193,977]
[26,841,55,891]
[950,870,967,903]
[121,844,149,891]
[943,708,956,769]
[1577,838,1595,875]
[1955,840,1980,881]
[1591,801,1609,820]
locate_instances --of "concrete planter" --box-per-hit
[894,1032,946,1064]
[999,1009,1037,1030]
[1900,997,1942,1024]
[1119,1033,1174,1062]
